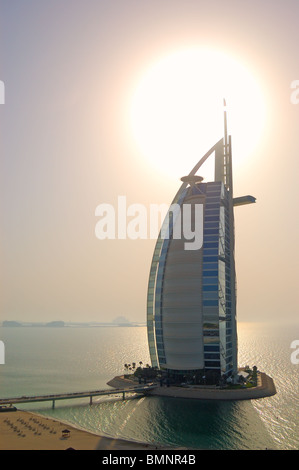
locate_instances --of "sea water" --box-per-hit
[0,322,298,450]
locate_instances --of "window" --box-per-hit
[203,329,219,336]
[205,361,221,367]
[204,345,220,352]
[203,262,218,270]
[204,337,220,344]
[205,221,219,229]
[203,256,219,263]
[203,277,218,285]
[204,228,219,235]
[204,242,218,248]
[205,209,219,216]
[205,215,219,222]
[203,322,219,329]
[205,353,220,360]
[204,235,218,242]
[159,254,167,263]
[203,270,218,277]
[203,300,218,307]
[203,248,218,255]
[203,292,218,300]
[203,285,218,291]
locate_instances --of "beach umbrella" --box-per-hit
[62,429,71,437]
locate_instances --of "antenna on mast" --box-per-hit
[223,98,228,153]
[215,98,232,192]
[223,98,233,195]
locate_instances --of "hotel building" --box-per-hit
[147,115,255,383]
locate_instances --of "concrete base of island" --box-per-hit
[107,371,276,401]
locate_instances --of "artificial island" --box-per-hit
[109,105,276,401]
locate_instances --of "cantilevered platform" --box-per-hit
[233,195,256,206]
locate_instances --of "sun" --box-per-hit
[128,47,266,179]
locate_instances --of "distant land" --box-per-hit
[2,321,65,328]
[1,320,146,328]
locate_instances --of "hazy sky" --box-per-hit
[1,0,299,324]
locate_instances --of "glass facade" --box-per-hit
[201,182,234,376]
[147,137,240,382]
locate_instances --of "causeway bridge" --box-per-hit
[0,384,157,409]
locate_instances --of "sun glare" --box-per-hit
[129,48,266,179]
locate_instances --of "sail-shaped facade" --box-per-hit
[147,125,255,383]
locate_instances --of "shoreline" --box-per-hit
[0,371,276,449]
[0,409,175,450]
[107,371,276,401]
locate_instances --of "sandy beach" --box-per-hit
[0,371,276,449]
[0,409,170,450]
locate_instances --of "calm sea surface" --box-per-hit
[0,322,298,450]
